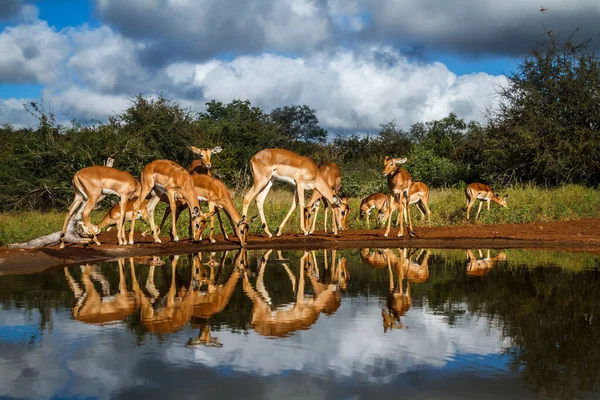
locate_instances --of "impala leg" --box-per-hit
[216,206,228,241]
[323,202,329,233]
[129,178,154,244]
[296,185,308,235]
[254,180,274,237]
[309,201,319,234]
[487,199,491,214]
[165,191,180,242]
[276,188,298,237]
[81,195,101,246]
[405,194,416,238]
[208,202,217,243]
[117,196,129,245]
[145,195,162,243]
[243,172,270,219]
[60,195,84,249]
[421,200,432,224]
[475,201,484,221]
[158,205,171,237]
[466,198,475,222]
[384,195,394,237]
[396,193,405,238]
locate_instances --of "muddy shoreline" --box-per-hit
[2,219,600,275]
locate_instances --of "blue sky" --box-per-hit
[0,0,596,130]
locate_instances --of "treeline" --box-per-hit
[1,31,599,212]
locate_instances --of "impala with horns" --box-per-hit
[242,149,341,237]
[382,156,416,238]
[60,166,141,248]
[360,193,390,225]
[465,182,507,222]
[128,160,213,244]
[158,174,256,246]
[188,146,222,176]
[303,162,348,234]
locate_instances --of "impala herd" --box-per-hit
[59,146,508,248]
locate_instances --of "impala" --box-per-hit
[382,156,415,238]
[382,248,411,332]
[64,262,138,325]
[303,162,347,234]
[465,182,507,222]
[187,251,244,347]
[128,160,210,244]
[60,166,141,248]
[242,149,341,237]
[466,249,507,277]
[158,174,256,246]
[359,193,389,225]
[360,248,389,269]
[188,146,222,176]
[132,255,197,334]
[98,199,150,233]
[406,248,430,283]
[389,182,432,226]
[242,250,339,337]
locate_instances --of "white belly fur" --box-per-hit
[272,172,296,185]
[102,189,119,196]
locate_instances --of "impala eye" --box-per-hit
[195,224,200,229]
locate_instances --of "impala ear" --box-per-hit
[238,215,246,226]
[189,146,202,155]
[206,211,218,219]
[341,196,348,203]
[192,206,200,217]
[312,199,321,209]
[395,157,407,165]
[249,215,258,224]
[384,156,391,162]
[211,146,222,154]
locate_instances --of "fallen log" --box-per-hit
[7,208,93,249]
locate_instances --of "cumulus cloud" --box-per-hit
[0,5,509,131]
[0,19,70,84]
[93,0,600,59]
[184,47,507,130]
[94,0,333,67]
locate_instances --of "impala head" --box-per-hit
[191,207,217,242]
[382,156,407,176]
[496,193,508,208]
[189,145,222,169]
[234,215,257,247]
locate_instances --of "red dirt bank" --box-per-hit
[2,219,600,275]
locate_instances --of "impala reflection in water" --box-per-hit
[2,248,600,399]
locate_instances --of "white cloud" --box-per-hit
[0,19,69,84]
[187,47,507,130]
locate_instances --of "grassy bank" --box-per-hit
[1,185,599,246]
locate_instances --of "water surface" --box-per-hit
[1,248,599,399]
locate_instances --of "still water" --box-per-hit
[1,248,599,399]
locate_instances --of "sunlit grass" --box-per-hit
[1,184,599,246]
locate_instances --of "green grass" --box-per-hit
[1,184,599,246]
